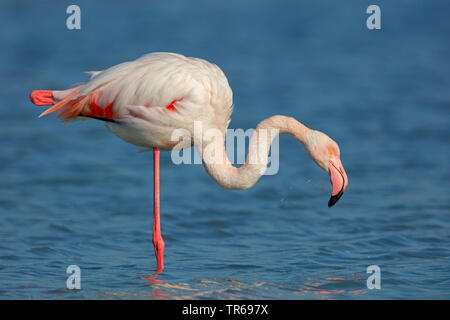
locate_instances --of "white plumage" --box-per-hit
[56,53,231,149]
[30,52,348,272]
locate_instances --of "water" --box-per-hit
[0,0,449,299]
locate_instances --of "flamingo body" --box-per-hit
[30,52,348,272]
[35,53,233,151]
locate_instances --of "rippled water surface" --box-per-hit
[0,0,449,299]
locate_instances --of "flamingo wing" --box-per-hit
[32,52,233,148]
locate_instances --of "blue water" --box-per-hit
[0,0,449,299]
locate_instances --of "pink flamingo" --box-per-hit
[30,52,348,272]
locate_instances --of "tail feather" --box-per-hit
[57,94,90,119]
[32,80,113,121]
[38,88,83,118]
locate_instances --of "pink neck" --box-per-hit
[197,115,310,190]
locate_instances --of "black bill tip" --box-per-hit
[328,191,344,208]
[328,164,346,208]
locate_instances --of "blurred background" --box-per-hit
[0,0,448,299]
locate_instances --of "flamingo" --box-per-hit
[30,52,348,273]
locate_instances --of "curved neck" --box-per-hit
[195,115,310,190]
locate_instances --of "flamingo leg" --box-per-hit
[152,148,165,272]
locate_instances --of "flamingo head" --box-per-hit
[304,130,348,207]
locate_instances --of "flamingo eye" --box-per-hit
[328,149,334,155]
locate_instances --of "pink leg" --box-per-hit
[29,90,55,105]
[152,148,165,272]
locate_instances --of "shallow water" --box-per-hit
[0,0,449,299]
